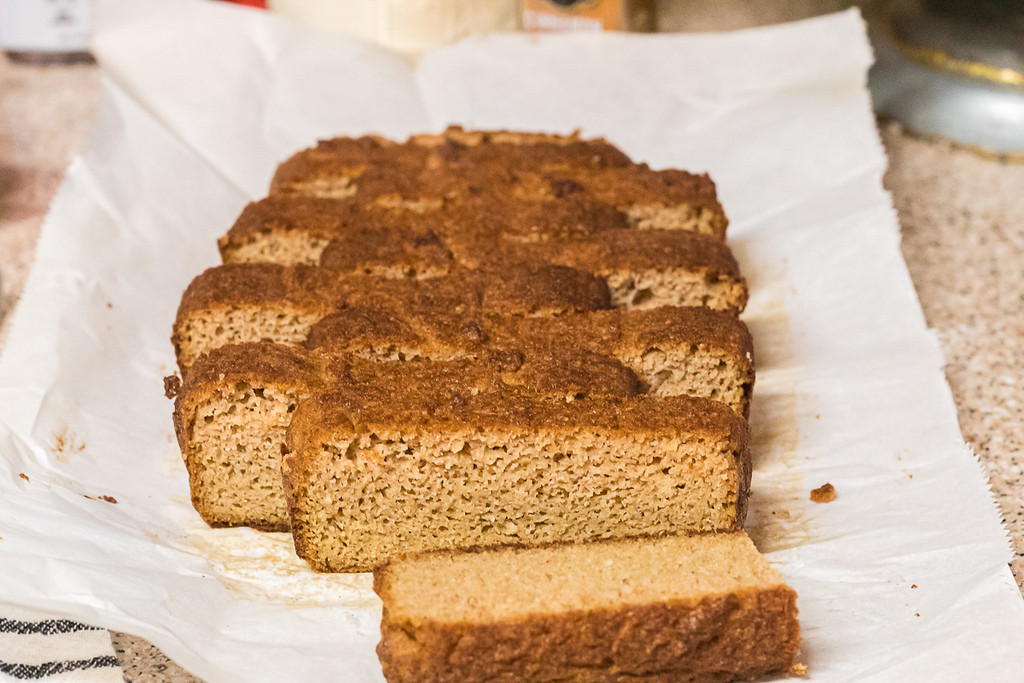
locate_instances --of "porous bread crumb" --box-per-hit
[623,203,725,237]
[375,532,800,683]
[183,381,309,530]
[285,385,749,573]
[290,428,744,572]
[222,232,330,266]
[604,268,748,312]
[626,346,749,410]
[175,306,321,368]
[287,176,356,199]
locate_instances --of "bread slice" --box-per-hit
[374,532,799,683]
[171,343,333,530]
[172,263,336,370]
[173,344,644,531]
[306,306,755,417]
[268,129,728,238]
[172,262,610,370]
[216,194,747,315]
[218,196,367,265]
[433,206,746,311]
[283,376,750,572]
[268,127,631,201]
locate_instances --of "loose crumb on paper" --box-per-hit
[810,483,836,503]
[789,662,809,677]
[18,473,28,482]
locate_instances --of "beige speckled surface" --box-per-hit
[1,53,1023,681]
[881,123,1024,589]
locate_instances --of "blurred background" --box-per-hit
[1,1,1022,681]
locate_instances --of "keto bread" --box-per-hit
[218,195,740,308]
[174,344,644,531]
[267,127,727,238]
[283,372,750,572]
[172,262,610,370]
[307,306,755,417]
[173,303,754,531]
[375,531,800,683]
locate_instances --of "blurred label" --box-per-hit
[0,0,92,52]
[523,0,625,31]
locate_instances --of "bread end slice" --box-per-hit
[375,532,799,683]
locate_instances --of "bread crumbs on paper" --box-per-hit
[810,483,836,503]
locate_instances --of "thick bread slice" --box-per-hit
[268,130,727,237]
[173,344,643,531]
[307,306,755,417]
[269,127,630,199]
[218,196,367,265]
[172,263,335,369]
[171,343,333,531]
[217,194,746,312]
[374,532,800,683]
[173,262,610,370]
[283,380,750,572]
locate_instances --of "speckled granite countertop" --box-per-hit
[1,57,1022,682]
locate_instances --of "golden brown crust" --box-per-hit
[286,381,749,469]
[219,196,366,256]
[375,586,799,683]
[173,263,335,324]
[319,223,454,277]
[268,131,727,239]
[306,306,753,397]
[174,263,612,368]
[172,343,335,531]
[563,165,724,213]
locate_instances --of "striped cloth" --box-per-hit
[0,605,121,682]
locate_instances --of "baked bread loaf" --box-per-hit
[307,306,755,417]
[283,371,750,572]
[375,531,800,683]
[171,343,332,530]
[174,344,646,531]
[217,193,743,310]
[269,127,728,237]
[172,262,610,370]
[173,303,754,531]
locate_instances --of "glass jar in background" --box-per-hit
[0,0,94,64]
[268,0,520,54]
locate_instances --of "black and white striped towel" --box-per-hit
[0,604,121,682]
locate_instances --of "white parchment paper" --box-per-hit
[2,1,1023,680]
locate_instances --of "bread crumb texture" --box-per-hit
[375,532,800,683]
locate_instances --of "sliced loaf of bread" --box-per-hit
[172,262,610,370]
[172,343,645,531]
